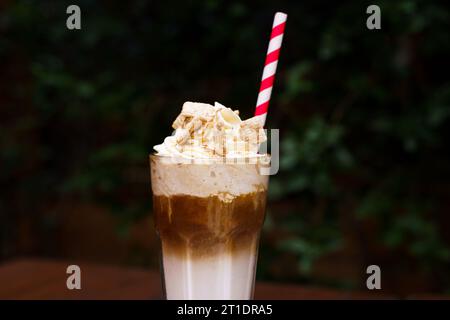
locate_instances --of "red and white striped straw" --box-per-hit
[255,12,287,125]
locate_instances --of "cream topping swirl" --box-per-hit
[153,102,267,158]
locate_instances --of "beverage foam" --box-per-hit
[150,156,269,198]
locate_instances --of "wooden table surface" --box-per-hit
[0,259,441,300]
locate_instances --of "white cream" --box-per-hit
[153,101,267,159]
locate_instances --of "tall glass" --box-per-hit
[150,154,269,300]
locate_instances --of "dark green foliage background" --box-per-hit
[1,0,449,292]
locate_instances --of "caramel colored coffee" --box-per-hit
[154,191,266,259]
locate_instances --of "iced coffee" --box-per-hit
[150,102,269,300]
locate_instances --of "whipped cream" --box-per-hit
[153,102,267,159]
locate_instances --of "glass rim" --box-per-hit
[149,152,271,164]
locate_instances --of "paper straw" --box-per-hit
[255,12,287,125]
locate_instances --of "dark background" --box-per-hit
[1,0,449,296]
